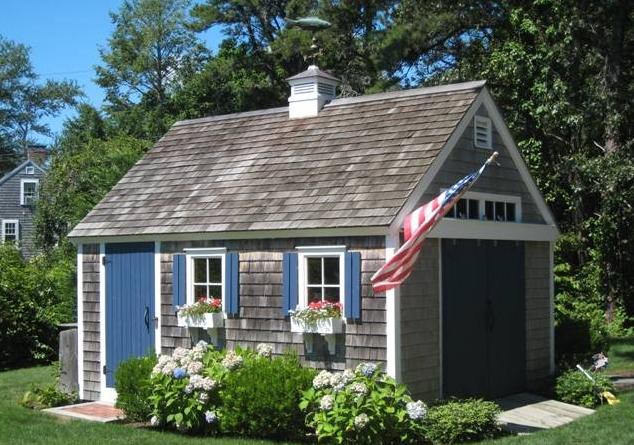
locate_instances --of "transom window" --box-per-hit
[2,220,18,242]
[185,248,226,306]
[306,257,341,303]
[444,192,521,223]
[21,179,38,206]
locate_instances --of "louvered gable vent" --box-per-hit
[474,115,492,149]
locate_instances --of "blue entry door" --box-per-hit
[105,242,155,387]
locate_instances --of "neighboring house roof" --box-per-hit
[70,81,487,238]
[0,159,46,187]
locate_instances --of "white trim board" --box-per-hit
[385,231,401,380]
[99,243,116,403]
[296,246,346,312]
[391,87,559,236]
[77,244,84,400]
[154,241,162,355]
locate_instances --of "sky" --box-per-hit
[0,0,222,145]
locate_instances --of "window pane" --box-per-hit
[456,199,467,219]
[208,257,222,283]
[485,201,494,220]
[307,286,322,303]
[194,258,206,283]
[307,257,321,285]
[468,199,479,220]
[446,205,455,218]
[506,202,516,222]
[324,287,340,303]
[208,285,222,299]
[194,285,207,300]
[495,202,505,221]
[323,257,340,284]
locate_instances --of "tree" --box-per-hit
[96,0,208,140]
[0,35,81,163]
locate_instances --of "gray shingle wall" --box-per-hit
[82,243,101,401]
[160,236,386,371]
[70,84,484,238]
[422,105,545,224]
[399,238,440,401]
[0,164,44,258]
[525,241,552,389]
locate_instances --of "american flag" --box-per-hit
[371,152,499,293]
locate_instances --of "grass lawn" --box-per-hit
[607,337,634,376]
[0,366,298,445]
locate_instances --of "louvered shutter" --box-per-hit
[172,254,186,309]
[225,252,240,316]
[344,251,362,320]
[282,252,298,315]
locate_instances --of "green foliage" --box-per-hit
[0,244,73,369]
[300,364,426,444]
[555,369,616,409]
[218,351,315,440]
[20,364,77,410]
[115,354,158,422]
[423,399,501,444]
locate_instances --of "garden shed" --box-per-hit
[69,66,558,403]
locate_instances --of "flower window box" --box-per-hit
[177,297,224,346]
[290,302,343,354]
[290,316,343,335]
[177,312,225,329]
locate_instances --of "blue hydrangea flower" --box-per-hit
[406,400,427,420]
[173,367,187,379]
[356,362,378,378]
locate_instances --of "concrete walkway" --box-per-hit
[44,401,124,423]
[497,393,595,434]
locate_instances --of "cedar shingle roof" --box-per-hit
[69,80,485,238]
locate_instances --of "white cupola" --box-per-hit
[286,65,340,119]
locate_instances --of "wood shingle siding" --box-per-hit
[160,237,386,371]
[525,241,551,389]
[69,83,485,238]
[82,243,101,400]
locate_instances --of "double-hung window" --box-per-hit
[1,220,19,242]
[21,179,39,206]
[185,248,226,308]
[297,246,345,307]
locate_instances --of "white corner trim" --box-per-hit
[391,93,485,230]
[385,231,401,380]
[154,241,162,355]
[427,219,559,241]
[77,244,84,400]
[437,239,443,399]
[549,241,555,375]
[296,246,346,311]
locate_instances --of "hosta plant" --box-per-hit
[300,362,427,444]
[291,301,342,324]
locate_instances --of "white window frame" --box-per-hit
[20,179,39,205]
[473,115,492,149]
[184,247,227,313]
[442,190,522,222]
[1,219,19,242]
[296,246,346,311]
[25,166,35,175]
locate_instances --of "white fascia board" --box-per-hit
[428,219,559,241]
[77,244,84,400]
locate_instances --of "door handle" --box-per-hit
[144,306,150,332]
[486,299,495,332]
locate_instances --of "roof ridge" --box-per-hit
[173,106,288,127]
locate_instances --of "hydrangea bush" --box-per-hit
[300,363,427,444]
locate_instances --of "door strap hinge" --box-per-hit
[103,365,107,375]
[102,256,107,266]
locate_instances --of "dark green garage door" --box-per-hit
[442,239,526,399]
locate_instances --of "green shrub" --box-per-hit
[219,350,316,441]
[300,363,427,444]
[115,354,157,421]
[20,365,77,409]
[423,399,501,444]
[555,369,615,408]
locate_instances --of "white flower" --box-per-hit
[313,370,333,389]
[184,383,194,394]
[349,382,368,395]
[201,377,217,391]
[187,360,203,375]
[356,362,378,378]
[199,392,209,403]
[161,360,177,376]
[196,340,209,349]
[151,364,162,375]
[150,415,160,427]
[172,347,189,360]
[157,355,171,366]
[180,355,192,367]
[406,400,427,421]
[204,410,218,424]
[354,413,370,430]
[330,373,347,392]
[342,369,355,383]
[221,351,244,370]
[256,343,273,358]
[320,395,334,411]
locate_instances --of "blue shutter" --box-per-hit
[282,252,298,315]
[225,252,240,316]
[345,251,362,320]
[172,254,186,309]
